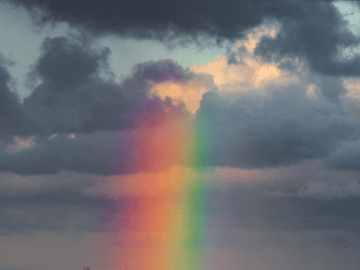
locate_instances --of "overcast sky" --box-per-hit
[1,0,360,269]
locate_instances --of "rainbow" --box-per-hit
[93,99,216,270]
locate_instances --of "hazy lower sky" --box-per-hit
[1,1,360,270]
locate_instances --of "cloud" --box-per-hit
[0,122,191,176]
[0,132,132,175]
[254,2,360,77]
[21,36,191,135]
[222,181,360,233]
[0,63,37,139]
[8,0,360,78]
[0,30,358,176]
[191,85,357,169]
[189,24,350,106]
[3,4,360,268]
[189,25,296,97]
[0,171,110,235]
[0,267,30,270]
[29,36,110,89]
[323,140,360,171]
[148,74,214,113]
[7,0,293,42]
[263,167,360,200]
[0,42,356,176]
[0,35,200,176]
[3,85,355,176]
[298,179,360,200]
[0,190,106,235]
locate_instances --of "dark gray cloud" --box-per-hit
[0,34,358,176]
[254,2,360,77]
[255,195,360,233]
[7,0,360,77]
[22,36,190,135]
[0,63,37,139]
[0,132,117,175]
[7,0,295,41]
[29,36,110,90]
[205,180,360,250]
[0,189,107,235]
[311,75,347,104]
[2,2,360,269]
[2,156,360,265]
[0,36,192,176]
[323,140,360,171]
[0,127,185,175]
[0,171,111,235]
[189,85,358,169]
[2,79,357,176]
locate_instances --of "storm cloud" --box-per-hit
[22,36,191,135]
[7,0,360,77]
[2,2,360,269]
[323,140,360,171]
[254,1,360,77]
[191,85,358,168]
[0,63,37,139]
[0,33,358,176]
[7,0,295,41]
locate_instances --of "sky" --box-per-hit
[1,0,360,269]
